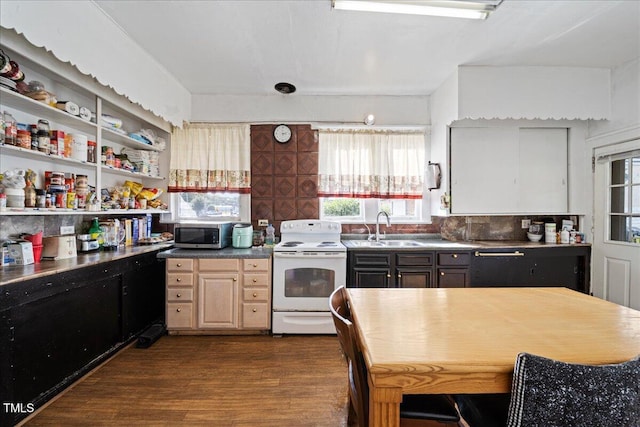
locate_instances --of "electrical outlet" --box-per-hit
[521,219,531,229]
[60,226,75,235]
[258,219,269,227]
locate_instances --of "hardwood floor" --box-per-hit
[22,335,350,427]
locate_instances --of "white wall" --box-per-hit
[190,94,430,126]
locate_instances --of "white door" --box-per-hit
[592,140,640,310]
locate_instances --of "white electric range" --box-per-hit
[271,220,346,334]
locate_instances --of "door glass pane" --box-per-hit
[610,216,629,242]
[284,268,335,297]
[632,157,640,184]
[611,159,628,185]
[610,186,630,213]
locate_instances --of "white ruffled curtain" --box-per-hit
[318,130,425,199]
[168,124,251,193]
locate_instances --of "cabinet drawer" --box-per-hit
[352,252,391,267]
[396,253,434,267]
[199,258,239,271]
[166,258,194,272]
[243,258,270,272]
[244,273,270,287]
[167,287,194,302]
[437,252,470,266]
[242,303,270,329]
[167,303,193,329]
[243,288,269,302]
[166,273,193,287]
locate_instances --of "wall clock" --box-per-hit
[273,124,292,144]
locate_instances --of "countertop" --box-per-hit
[0,243,173,287]
[157,246,273,259]
[341,236,591,251]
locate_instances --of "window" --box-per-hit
[317,128,429,223]
[173,192,250,222]
[609,154,640,243]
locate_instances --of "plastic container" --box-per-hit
[5,187,25,208]
[265,224,275,246]
[70,133,88,162]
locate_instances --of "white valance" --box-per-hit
[318,130,425,199]
[169,124,251,193]
[0,1,190,127]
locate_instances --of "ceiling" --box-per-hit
[95,0,639,98]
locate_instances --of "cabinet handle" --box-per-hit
[176,293,181,298]
[177,263,182,267]
[233,277,237,281]
[176,277,181,282]
[253,292,258,297]
[386,274,391,278]
[176,308,181,312]
[440,271,445,276]
[252,308,257,312]
[253,278,257,283]
[253,263,258,268]
[397,274,402,278]
[474,251,524,257]
[452,254,458,259]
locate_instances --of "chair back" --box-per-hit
[506,352,640,427]
[330,286,369,427]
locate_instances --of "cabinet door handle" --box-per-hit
[440,271,445,276]
[233,277,237,281]
[176,308,181,312]
[176,293,181,298]
[397,274,402,278]
[253,292,258,297]
[253,278,257,283]
[252,308,257,312]
[474,251,524,257]
[386,274,391,278]
[176,277,182,282]
[177,263,182,267]
[253,263,258,268]
[452,254,458,258]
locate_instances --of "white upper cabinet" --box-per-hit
[450,127,568,215]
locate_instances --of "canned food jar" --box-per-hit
[36,189,46,208]
[66,192,76,209]
[50,172,65,186]
[17,129,31,148]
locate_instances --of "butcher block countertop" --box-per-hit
[0,243,173,287]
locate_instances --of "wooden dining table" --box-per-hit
[346,287,640,427]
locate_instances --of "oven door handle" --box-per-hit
[274,252,347,259]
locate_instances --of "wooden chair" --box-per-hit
[329,286,461,427]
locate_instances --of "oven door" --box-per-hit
[272,251,347,311]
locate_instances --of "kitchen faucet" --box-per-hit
[375,211,390,242]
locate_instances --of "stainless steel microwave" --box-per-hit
[174,222,232,249]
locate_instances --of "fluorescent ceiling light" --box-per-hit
[332,0,503,20]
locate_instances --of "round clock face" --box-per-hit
[274,124,292,143]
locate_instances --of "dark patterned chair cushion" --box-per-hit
[506,352,640,427]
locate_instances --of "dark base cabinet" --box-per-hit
[469,246,591,293]
[0,250,166,426]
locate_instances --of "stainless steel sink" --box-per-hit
[347,240,427,247]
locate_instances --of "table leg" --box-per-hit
[368,385,402,427]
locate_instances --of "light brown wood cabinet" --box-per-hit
[165,256,271,334]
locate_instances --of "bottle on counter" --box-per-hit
[265,224,275,246]
[88,217,103,248]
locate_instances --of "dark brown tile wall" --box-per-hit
[250,125,319,233]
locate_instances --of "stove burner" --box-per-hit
[281,241,303,247]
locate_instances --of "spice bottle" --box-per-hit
[37,119,50,154]
[3,111,17,145]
